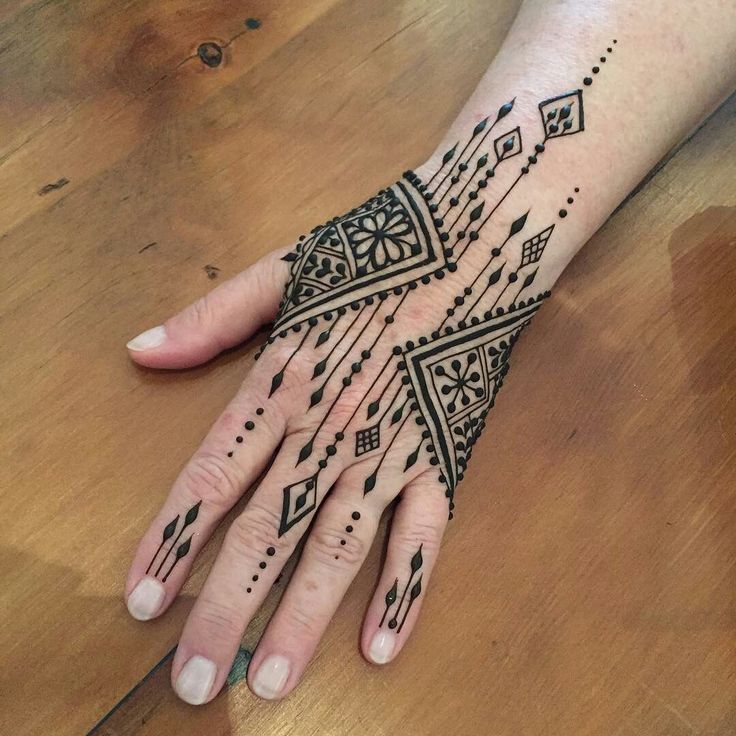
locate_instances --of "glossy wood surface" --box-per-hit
[1,1,734,734]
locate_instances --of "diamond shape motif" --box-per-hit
[520,225,555,267]
[355,424,380,456]
[539,90,584,139]
[493,127,522,163]
[279,475,318,536]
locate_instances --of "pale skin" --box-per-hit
[124,0,736,705]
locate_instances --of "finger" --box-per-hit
[361,474,448,665]
[124,382,284,621]
[245,463,389,701]
[170,432,346,706]
[126,247,290,369]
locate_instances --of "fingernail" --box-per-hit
[251,655,290,699]
[175,655,217,705]
[127,325,166,351]
[369,630,396,664]
[126,576,165,621]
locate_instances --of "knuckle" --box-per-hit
[309,523,367,569]
[392,519,443,557]
[193,597,244,643]
[182,452,244,509]
[186,293,217,330]
[227,501,281,559]
[280,602,323,640]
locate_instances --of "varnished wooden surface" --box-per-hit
[1,2,735,734]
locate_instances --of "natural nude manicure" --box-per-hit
[369,630,396,664]
[175,656,217,705]
[126,325,166,351]
[251,655,291,699]
[126,576,165,621]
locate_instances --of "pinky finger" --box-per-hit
[361,476,449,665]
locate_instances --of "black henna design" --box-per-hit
[146,500,201,580]
[234,41,617,551]
[381,546,424,633]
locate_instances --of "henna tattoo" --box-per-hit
[146,500,201,582]
[380,546,424,632]
[235,41,617,562]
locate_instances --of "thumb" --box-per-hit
[126,247,289,369]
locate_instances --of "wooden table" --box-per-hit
[1,1,734,734]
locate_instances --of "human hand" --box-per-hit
[123,85,591,703]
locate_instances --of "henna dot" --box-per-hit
[451,176,459,184]
[491,247,501,257]
[430,457,439,465]
[567,197,574,204]
[600,56,606,62]
[378,290,388,300]
[449,512,454,520]
[592,65,600,74]
[440,233,449,242]
[318,459,328,469]
[252,574,259,581]
[508,272,518,283]
[469,191,478,200]
[535,143,545,153]
[416,416,426,425]
[340,539,346,546]
[559,209,568,218]
[431,330,440,339]
[392,346,402,355]
[247,587,252,593]
[335,431,345,441]
[346,525,353,533]
[352,511,361,520]
[245,421,255,430]
[342,376,352,386]
[574,187,580,192]
[388,620,398,629]
[267,547,275,556]
[427,444,435,452]
[402,376,410,385]
[521,166,529,174]
[421,275,431,285]
[335,555,339,560]
[227,451,233,457]
[528,155,537,164]
[419,337,427,345]
[351,302,360,311]
[351,362,361,373]
[366,296,375,305]
[458,163,468,172]
[469,232,479,241]
[448,263,457,272]
[449,197,459,207]
[256,407,264,415]
[479,180,487,188]
[433,218,444,228]
[293,324,302,333]
[279,330,287,338]
[326,445,337,456]
[393,286,403,295]
[454,296,464,306]
[361,349,371,359]
[458,320,467,329]
[583,77,592,86]
[236,436,243,443]
[429,204,438,213]
[308,317,318,327]
[607,47,613,52]
[457,230,466,239]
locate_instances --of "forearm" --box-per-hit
[414,0,736,286]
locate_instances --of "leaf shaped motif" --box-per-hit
[509,211,529,236]
[410,545,423,573]
[364,469,378,494]
[184,501,201,527]
[409,575,423,601]
[469,202,485,222]
[280,251,298,262]
[385,578,398,607]
[390,404,404,426]
[297,439,314,465]
[441,143,458,166]
[366,399,380,419]
[312,358,328,379]
[521,269,538,290]
[309,387,324,408]
[496,98,515,120]
[269,370,284,397]
[404,446,420,472]
[162,516,178,542]
[472,117,489,137]
[315,328,331,347]
[176,536,192,560]
[488,264,504,286]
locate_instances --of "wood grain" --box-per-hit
[0,1,734,734]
